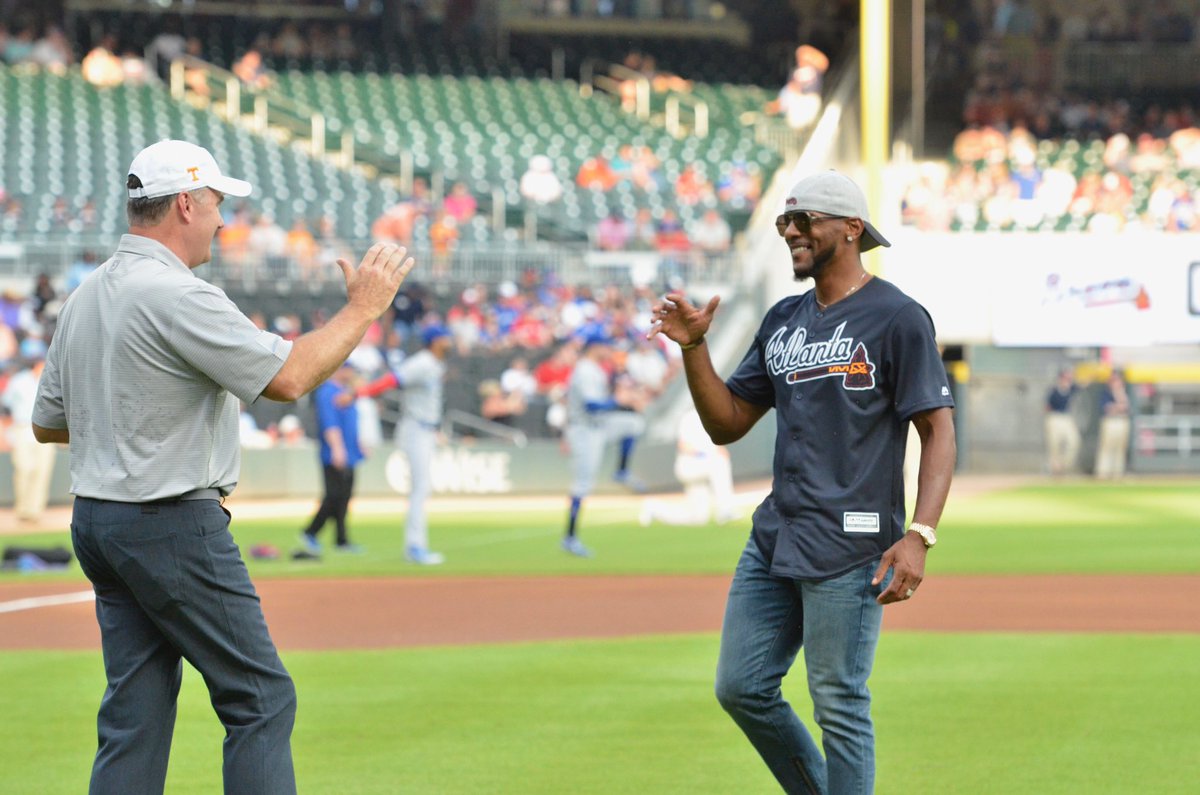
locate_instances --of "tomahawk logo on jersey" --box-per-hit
[764,322,877,390]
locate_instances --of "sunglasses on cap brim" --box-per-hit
[774,211,847,235]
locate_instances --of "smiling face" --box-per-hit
[777,210,851,281]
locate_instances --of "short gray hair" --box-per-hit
[125,175,213,226]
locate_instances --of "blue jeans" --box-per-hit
[71,497,297,795]
[715,538,886,794]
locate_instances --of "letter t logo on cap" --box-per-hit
[187,167,200,182]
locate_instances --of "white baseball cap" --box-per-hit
[783,170,891,251]
[127,140,252,199]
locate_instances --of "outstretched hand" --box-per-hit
[648,292,721,349]
[338,243,417,319]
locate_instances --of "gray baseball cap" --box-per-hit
[782,170,891,251]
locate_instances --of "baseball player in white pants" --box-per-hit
[361,324,452,564]
[562,333,647,557]
[639,408,739,527]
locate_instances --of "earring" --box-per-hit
[846,236,854,242]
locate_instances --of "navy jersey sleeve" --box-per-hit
[725,334,776,408]
[885,302,955,421]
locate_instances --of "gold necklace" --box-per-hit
[815,271,869,310]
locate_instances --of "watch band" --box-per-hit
[908,522,938,548]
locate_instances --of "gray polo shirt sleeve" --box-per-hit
[170,284,293,404]
[31,337,66,429]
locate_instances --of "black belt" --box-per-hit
[145,488,223,504]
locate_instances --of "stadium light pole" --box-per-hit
[860,0,891,269]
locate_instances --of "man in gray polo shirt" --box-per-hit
[32,139,415,795]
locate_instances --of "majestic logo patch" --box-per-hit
[843,512,881,533]
[764,322,876,390]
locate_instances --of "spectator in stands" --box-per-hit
[609,145,634,184]
[576,154,618,192]
[654,209,691,286]
[217,204,253,274]
[501,356,539,401]
[232,46,271,90]
[30,273,56,325]
[314,214,352,273]
[716,160,762,210]
[629,146,665,192]
[30,25,73,74]
[689,208,733,276]
[2,24,34,65]
[391,281,428,350]
[628,207,658,251]
[639,53,692,94]
[508,300,554,349]
[1164,183,1198,232]
[49,197,73,229]
[594,211,631,251]
[66,251,100,293]
[81,34,124,88]
[674,164,714,206]
[447,285,486,353]
[534,341,578,403]
[372,178,432,245]
[3,352,57,524]
[478,379,527,427]
[272,22,308,60]
[145,18,186,81]
[1169,126,1200,170]
[76,200,98,233]
[247,213,288,278]
[441,181,477,224]
[519,155,564,205]
[330,22,357,60]
[285,218,319,281]
[767,45,829,131]
[428,210,459,279]
[623,334,671,397]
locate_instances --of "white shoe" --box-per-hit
[405,546,445,565]
[561,537,592,558]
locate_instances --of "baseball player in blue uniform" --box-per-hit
[650,170,956,794]
[562,332,648,557]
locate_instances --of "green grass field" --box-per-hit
[3,479,1199,581]
[2,479,1199,792]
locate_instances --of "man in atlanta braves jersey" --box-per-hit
[650,170,956,794]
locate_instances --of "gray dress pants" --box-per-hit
[71,497,297,795]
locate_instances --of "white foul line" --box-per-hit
[0,590,95,614]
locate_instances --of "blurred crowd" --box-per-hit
[902,121,1200,233]
[0,261,684,452]
[901,0,1200,233]
[237,271,684,446]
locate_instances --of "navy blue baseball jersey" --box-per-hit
[725,277,954,580]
